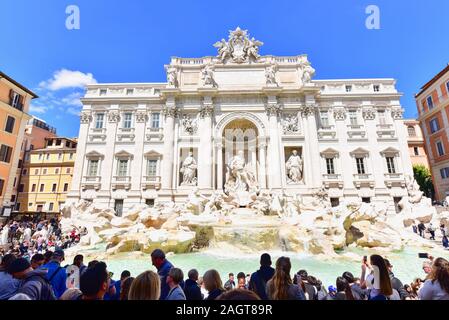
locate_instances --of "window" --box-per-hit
[69,153,74,160]
[43,168,47,175]
[151,113,160,129]
[66,141,70,147]
[40,184,45,192]
[13,177,16,187]
[326,158,335,175]
[414,147,419,156]
[430,118,440,133]
[52,184,57,192]
[22,169,27,176]
[446,81,449,94]
[47,139,53,147]
[436,140,445,157]
[49,203,54,211]
[99,89,107,96]
[123,113,133,129]
[114,200,124,217]
[31,184,36,192]
[386,157,396,174]
[356,157,366,174]
[147,159,158,176]
[320,111,329,127]
[117,159,128,176]
[373,85,380,92]
[0,179,4,196]
[36,205,43,212]
[345,85,352,92]
[46,153,50,160]
[427,96,434,109]
[146,199,155,207]
[55,168,59,174]
[15,203,20,211]
[95,113,105,129]
[10,195,16,203]
[56,139,61,146]
[378,110,387,125]
[0,145,13,163]
[66,168,71,174]
[87,160,99,176]
[5,116,15,133]
[34,169,39,175]
[362,197,371,203]
[18,184,24,192]
[58,153,62,160]
[10,91,23,110]
[64,183,69,192]
[330,198,340,207]
[126,89,134,95]
[440,167,449,179]
[38,154,42,160]
[407,126,417,137]
[349,110,358,126]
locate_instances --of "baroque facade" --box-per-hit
[68,28,413,214]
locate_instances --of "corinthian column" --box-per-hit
[266,99,283,190]
[161,98,177,190]
[198,102,214,190]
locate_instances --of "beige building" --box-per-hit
[403,119,429,169]
[16,137,77,217]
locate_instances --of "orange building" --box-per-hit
[415,64,449,200]
[403,119,430,169]
[0,72,37,217]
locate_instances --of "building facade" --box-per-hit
[0,72,37,217]
[416,64,449,201]
[403,119,430,169]
[17,137,77,216]
[68,28,413,214]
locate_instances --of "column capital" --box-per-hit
[362,107,376,120]
[163,106,178,118]
[265,103,283,117]
[391,107,404,120]
[135,111,148,123]
[301,104,316,117]
[200,105,214,118]
[80,111,92,124]
[108,111,120,123]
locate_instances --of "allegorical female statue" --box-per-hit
[180,151,197,186]
[286,150,303,184]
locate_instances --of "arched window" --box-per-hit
[407,126,416,137]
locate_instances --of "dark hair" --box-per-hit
[217,288,261,300]
[260,253,272,267]
[44,250,53,261]
[151,249,165,260]
[228,273,234,277]
[120,277,134,300]
[430,257,449,294]
[74,255,84,265]
[237,272,246,280]
[31,254,45,263]
[384,259,392,268]
[336,276,355,300]
[121,270,131,279]
[80,261,108,297]
[370,255,393,296]
[188,269,199,280]
[268,257,293,300]
[87,260,99,269]
[1,254,17,270]
[297,269,308,280]
[342,271,355,284]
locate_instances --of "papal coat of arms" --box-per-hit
[214,27,263,64]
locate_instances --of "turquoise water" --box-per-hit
[104,247,449,287]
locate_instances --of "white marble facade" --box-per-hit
[67,28,413,213]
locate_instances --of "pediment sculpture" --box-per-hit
[214,27,263,64]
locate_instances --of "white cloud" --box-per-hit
[67,107,81,116]
[40,69,97,91]
[61,92,83,107]
[29,104,48,114]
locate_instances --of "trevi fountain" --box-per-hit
[61,152,449,285]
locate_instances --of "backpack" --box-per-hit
[24,273,56,300]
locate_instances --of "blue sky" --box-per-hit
[1,0,448,137]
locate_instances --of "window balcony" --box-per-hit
[112,176,131,190]
[317,125,337,140]
[81,176,101,190]
[322,174,343,189]
[353,173,375,189]
[141,175,162,190]
[384,173,405,188]
[146,127,164,142]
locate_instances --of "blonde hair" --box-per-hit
[203,269,224,292]
[128,271,160,300]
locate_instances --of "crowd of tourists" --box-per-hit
[0,219,87,258]
[412,221,449,249]
[1,248,448,301]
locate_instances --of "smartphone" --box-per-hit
[363,256,367,263]
[418,253,429,259]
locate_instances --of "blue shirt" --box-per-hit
[157,260,174,300]
[0,271,20,300]
[40,261,67,299]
